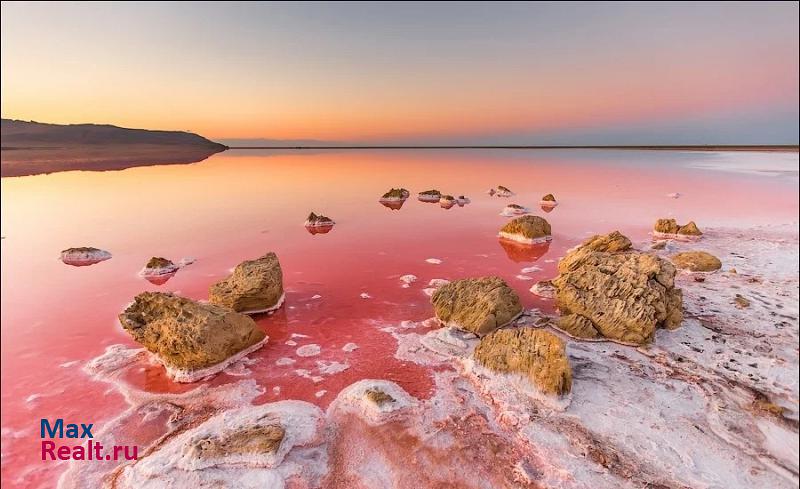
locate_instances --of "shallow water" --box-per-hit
[1,148,798,487]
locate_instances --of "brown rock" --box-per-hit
[190,424,285,460]
[557,314,600,339]
[473,328,572,395]
[431,277,523,335]
[650,240,668,250]
[654,218,702,236]
[678,221,702,236]
[734,294,751,308]
[671,251,722,272]
[145,257,175,269]
[541,193,556,202]
[119,292,266,376]
[209,253,284,313]
[499,215,552,243]
[364,388,396,406]
[553,231,683,344]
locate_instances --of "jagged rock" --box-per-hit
[541,193,556,202]
[418,189,441,202]
[431,277,523,335]
[209,252,285,313]
[305,212,335,227]
[380,188,410,201]
[190,424,285,459]
[499,215,552,244]
[654,218,703,237]
[671,251,722,272]
[118,292,267,381]
[59,247,112,266]
[473,328,572,395]
[557,313,600,339]
[552,231,683,344]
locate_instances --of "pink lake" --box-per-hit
[1,149,798,487]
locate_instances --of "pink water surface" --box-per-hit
[1,149,797,487]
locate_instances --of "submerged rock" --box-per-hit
[380,188,410,201]
[473,328,572,396]
[498,215,552,244]
[305,212,335,228]
[671,251,722,272]
[418,189,441,202]
[118,292,267,382]
[59,247,112,267]
[209,252,285,314]
[552,231,683,345]
[654,218,703,238]
[431,277,523,335]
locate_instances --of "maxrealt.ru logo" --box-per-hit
[40,419,138,461]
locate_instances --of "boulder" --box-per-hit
[431,277,523,335]
[209,252,285,314]
[439,195,456,208]
[671,251,722,272]
[541,193,556,202]
[141,257,178,275]
[118,292,267,381]
[473,328,572,396]
[305,212,335,227]
[654,218,702,237]
[499,215,552,244]
[552,231,683,344]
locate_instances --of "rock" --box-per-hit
[118,292,267,382]
[530,279,557,298]
[552,231,683,344]
[671,251,722,272]
[190,424,285,459]
[654,218,703,237]
[456,195,471,206]
[364,388,395,406]
[59,247,112,267]
[494,185,514,197]
[498,215,552,244]
[650,240,668,250]
[540,194,558,206]
[473,328,572,396]
[556,314,600,339]
[305,212,335,228]
[209,252,285,314]
[431,277,523,335]
[140,257,178,275]
[418,189,441,202]
[440,194,456,208]
[380,188,410,201]
[734,294,751,309]
[501,204,530,216]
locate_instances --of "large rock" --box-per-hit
[59,247,112,266]
[431,277,523,335]
[499,215,552,244]
[654,218,703,237]
[552,232,683,344]
[671,251,722,272]
[557,313,600,339]
[209,253,285,314]
[473,328,572,395]
[118,292,267,382]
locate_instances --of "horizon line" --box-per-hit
[226,144,800,152]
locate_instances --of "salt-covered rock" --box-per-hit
[488,185,514,197]
[139,257,179,282]
[118,292,267,382]
[540,193,558,206]
[473,328,572,395]
[500,203,530,216]
[304,212,335,228]
[498,215,552,244]
[327,379,417,425]
[209,252,284,314]
[431,277,523,335]
[59,247,112,266]
[439,194,456,208]
[417,189,441,202]
[379,188,410,202]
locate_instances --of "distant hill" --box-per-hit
[1,119,227,177]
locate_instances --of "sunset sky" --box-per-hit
[1,2,798,144]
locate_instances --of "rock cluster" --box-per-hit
[118,292,267,381]
[431,277,522,335]
[551,231,683,344]
[499,215,552,244]
[654,218,703,237]
[473,327,572,395]
[209,252,285,314]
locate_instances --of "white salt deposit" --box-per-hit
[520,265,542,273]
[425,258,442,264]
[296,344,322,357]
[275,357,295,366]
[342,343,359,352]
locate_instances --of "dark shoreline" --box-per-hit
[226,145,799,152]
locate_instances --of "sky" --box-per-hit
[1,2,798,145]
